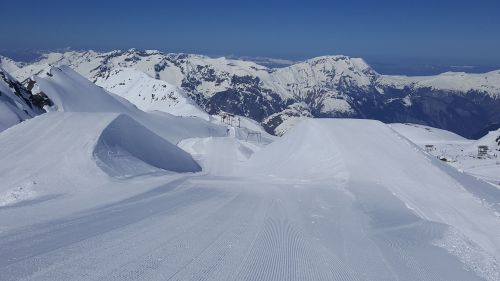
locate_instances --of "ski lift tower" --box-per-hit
[424,144,435,153]
[220,112,235,126]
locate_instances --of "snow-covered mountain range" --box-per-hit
[2,49,500,137]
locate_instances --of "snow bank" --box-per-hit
[95,114,201,176]
[0,112,200,207]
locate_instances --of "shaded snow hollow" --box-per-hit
[94,113,201,176]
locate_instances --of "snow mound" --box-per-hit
[243,119,349,183]
[246,118,500,266]
[94,114,201,176]
[0,112,200,207]
[179,137,261,175]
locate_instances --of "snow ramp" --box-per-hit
[94,114,201,176]
[246,118,500,274]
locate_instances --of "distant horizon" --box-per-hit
[2,0,500,72]
[2,47,500,77]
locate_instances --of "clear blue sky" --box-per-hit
[1,0,500,66]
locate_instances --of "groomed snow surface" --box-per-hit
[0,61,499,281]
[1,114,500,280]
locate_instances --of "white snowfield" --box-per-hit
[392,123,500,187]
[1,112,500,281]
[0,112,200,208]
[1,58,500,281]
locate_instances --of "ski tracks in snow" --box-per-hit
[0,176,494,280]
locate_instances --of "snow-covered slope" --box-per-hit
[94,67,210,120]
[390,123,469,144]
[32,65,131,113]
[244,118,500,279]
[0,67,47,131]
[472,128,500,151]
[391,123,500,186]
[29,65,227,143]
[0,112,200,207]
[1,115,499,280]
[179,137,261,176]
[380,70,500,96]
[0,56,22,74]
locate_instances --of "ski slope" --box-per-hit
[1,119,499,281]
[0,112,200,214]
[392,123,500,186]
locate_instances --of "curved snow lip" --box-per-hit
[93,114,201,178]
